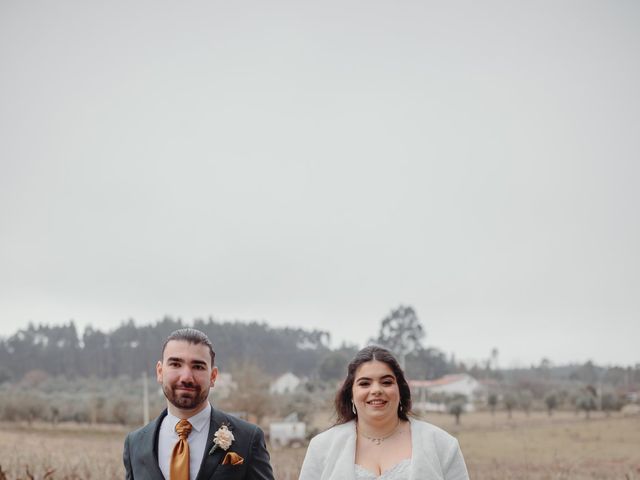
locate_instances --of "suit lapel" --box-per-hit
[194,407,227,480]
[140,410,167,480]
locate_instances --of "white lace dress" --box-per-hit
[355,459,411,479]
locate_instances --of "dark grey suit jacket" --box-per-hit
[123,407,274,480]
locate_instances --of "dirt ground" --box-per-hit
[3,410,639,479]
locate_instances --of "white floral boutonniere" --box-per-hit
[208,424,235,455]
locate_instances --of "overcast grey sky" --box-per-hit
[1,0,639,367]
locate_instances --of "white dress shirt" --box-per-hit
[158,403,212,480]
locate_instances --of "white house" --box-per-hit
[209,372,236,399]
[269,413,306,447]
[269,372,302,395]
[410,374,485,412]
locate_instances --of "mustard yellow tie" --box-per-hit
[170,419,192,480]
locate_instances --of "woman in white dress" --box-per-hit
[299,346,469,480]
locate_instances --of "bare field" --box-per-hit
[3,411,640,479]
[419,410,640,480]
[2,422,126,479]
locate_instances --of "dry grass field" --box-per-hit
[3,411,639,479]
[419,410,640,480]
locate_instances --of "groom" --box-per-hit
[123,328,274,480]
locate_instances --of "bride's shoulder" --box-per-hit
[309,420,355,446]
[409,417,458,444]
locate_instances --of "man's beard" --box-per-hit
[163,382,209,410]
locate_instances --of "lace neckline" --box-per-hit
[355,458,411,478]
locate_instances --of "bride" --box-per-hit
[299,346,469,480]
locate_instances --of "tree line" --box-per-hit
[0,316,335,381]
[3,306,635,387]
[1,306,638,428]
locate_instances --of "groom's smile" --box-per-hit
[157,339,218,416]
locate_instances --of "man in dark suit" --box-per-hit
[123,328,274,480]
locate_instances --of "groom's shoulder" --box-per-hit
[126,409,167,440]
[127,421,153,439]
[215,409,263,435]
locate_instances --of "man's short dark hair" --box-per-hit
[161,328,216,366]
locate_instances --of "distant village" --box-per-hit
[1,311,639,439]
[216,368,640,446]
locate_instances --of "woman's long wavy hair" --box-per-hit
[334,345,412,424]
